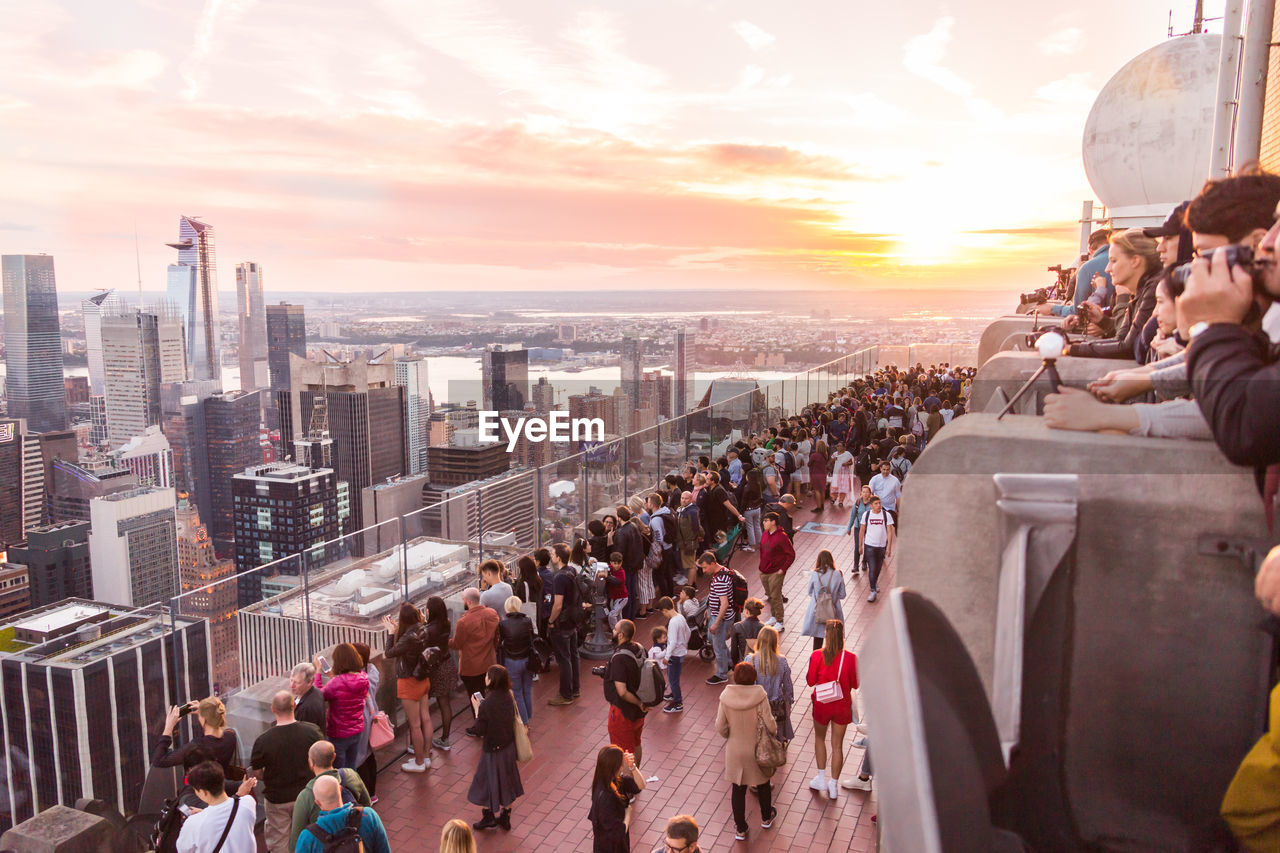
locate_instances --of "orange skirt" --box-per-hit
[397,676,430,701]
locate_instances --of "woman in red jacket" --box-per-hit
[314,642,370,770]
[805,620,857,801]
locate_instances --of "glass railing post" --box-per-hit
[622,433,629,502]
[583,456,591,535]
[301,553,315,658]
[167,596,180,703]
[657,430,663,486]
[536,466,544,547]
[476,488,484,562]
[400,514,409,599]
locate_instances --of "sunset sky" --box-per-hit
[0,0,1223,296]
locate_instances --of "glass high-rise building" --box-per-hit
[394,357,430,475]
[481,345,528,412]
[2,255,68,433]
[182,390,262,557]
[101,307,187,449]
[82,290,122,397]
[235,262,267,392]
[265,303,306,429]
[165,216,221,382]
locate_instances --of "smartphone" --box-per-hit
[471,691,483,706]
[317,655,331,673]
[178,702,195,717]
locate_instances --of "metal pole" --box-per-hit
[1235,0,1276,168]
[1079,200,1094,257]
[657,430,663,488]
[583,457,590,537]
[301,555,314,658]
[536,466,544,547]
[476,489,484,562]
[1210,0,1246,178]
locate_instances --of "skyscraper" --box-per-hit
[265,303,306,429]
[278,357,407,531]
[6,521,93,609]
[675,329,690,419]
[82,290,122,396]
[394,357,430,475]
[87,486,178,608]
[0,601,211,829]
[173,497,238,693]
[47,458,137,525]
[2,255,68,433]
[235,262,267,391]
[619,339,642,417]
[165,216,221,382]
[232,462,347,605]
[0,419,60,548]
[109,426,174,488]
[101,307,187,448]
[182,390,262,556]
[481,345,528,412]
[531,376,555,415]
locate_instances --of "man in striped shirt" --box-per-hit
[698,551,737,685]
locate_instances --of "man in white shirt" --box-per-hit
[658,595,690,714]
[858,496,896,603]
[868,460,902,522]
[177,761,259,853]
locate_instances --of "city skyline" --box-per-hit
[0,1,1215,296]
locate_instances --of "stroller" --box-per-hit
[713,523,745,568]
[688,594,716,662]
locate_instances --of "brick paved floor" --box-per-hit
[373,501,892,852]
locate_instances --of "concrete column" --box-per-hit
[1210,1,1246,177]
[1234,0,1277,167]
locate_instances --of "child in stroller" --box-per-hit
[680,585,716,662]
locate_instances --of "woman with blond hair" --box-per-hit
[745,625,794,743]
[806,619,858,801]
[152,696,240,779]
[440,818,476,853]
[1067,228,1162,361]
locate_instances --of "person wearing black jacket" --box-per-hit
[498,598,535,725]
[1069,229,1162,361]
[468,666,523,831]
[612,507,645,619]
[382,602,434,773]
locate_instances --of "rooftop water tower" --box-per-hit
[1083,34,1221,228]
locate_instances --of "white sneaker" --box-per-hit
[841,776,873,791]
[827,778,839,799]
[764,617,777,626]
[809,772,828,792]
[401,757,430,773]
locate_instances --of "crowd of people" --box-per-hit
[155,365,980,851]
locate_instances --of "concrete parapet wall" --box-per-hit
[978,316,1039,366]
[970,351,1136,412]
[0,806,113,853]
[896,413,1270,844]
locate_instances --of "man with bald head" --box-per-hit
[289,740,371,850]
[250,691,323,853]
[295,774,392,853]
[450,587,499,736]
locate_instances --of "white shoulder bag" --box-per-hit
[814,650,846,704]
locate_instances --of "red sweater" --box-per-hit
[758,528,795,575]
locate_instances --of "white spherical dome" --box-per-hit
[1083,34,1221,213]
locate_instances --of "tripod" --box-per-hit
[996,356,1063,420]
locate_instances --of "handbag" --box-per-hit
[417,642,445,682]
[368,711,394,750]
[754,705,787,771]
[814,651,846,704]
[813,571,838,625]
[511,692,533,763]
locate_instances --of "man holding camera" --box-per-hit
[601,619,649,767]
[1182,198,1280,467]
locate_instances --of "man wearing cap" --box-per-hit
[1145,200,1194,268]
[1049,229,1113,316]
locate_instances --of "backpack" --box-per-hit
[780,451,797,477]
[617,646,666,708]
[530,635,553,673]
[890,455,910,482]
[813,570,839,625]
[555,567,590,629]
[657,511,681,550]
[306,806,364,853]
[728,569,749,614]
[152,797,186,853]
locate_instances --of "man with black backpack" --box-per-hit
[647,492,680,599]
[547,543,584,707]
[602,619,653,767]
[294,774,391,853]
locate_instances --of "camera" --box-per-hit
[1168,245,1265,298]
[1020,287,1050,305]
[591,664,609,678]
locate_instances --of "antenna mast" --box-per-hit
[134,222,143,306]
